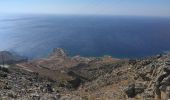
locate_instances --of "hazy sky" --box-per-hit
[0,0,170,16]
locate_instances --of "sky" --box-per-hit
[0,0,170,17]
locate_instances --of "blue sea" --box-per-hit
[0,14,170,58]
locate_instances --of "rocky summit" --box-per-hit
[1,48,170,100]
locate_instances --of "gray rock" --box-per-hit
[166,60,170,65]
[124,83,145,98]
[161,75,170,86]
[163,66,170,73]
[31,94,40,100]
[7,91,17,98]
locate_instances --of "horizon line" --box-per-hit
[1,12,170,18]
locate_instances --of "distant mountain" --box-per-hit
[0,51,27,64]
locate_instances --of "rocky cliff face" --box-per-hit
[124,54,170,100]
[1,49,170,100]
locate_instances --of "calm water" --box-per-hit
[0,15,170,58]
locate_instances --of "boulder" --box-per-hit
[163,66,170,73]
[124,83,145,98]
[166,60,170,65]
[31,94,40,100]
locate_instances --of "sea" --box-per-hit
[0,14,170,58]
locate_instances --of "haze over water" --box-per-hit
[0,15,170,58]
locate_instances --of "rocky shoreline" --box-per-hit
[0,48,170,99]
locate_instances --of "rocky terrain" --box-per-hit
[1,48,170,100]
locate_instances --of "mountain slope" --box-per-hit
[7,48,170,99]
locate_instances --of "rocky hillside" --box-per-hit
[0,65,82,100]
[123,54,170,100]
[1,49,170,99]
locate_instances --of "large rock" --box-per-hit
[124,83,146,98]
